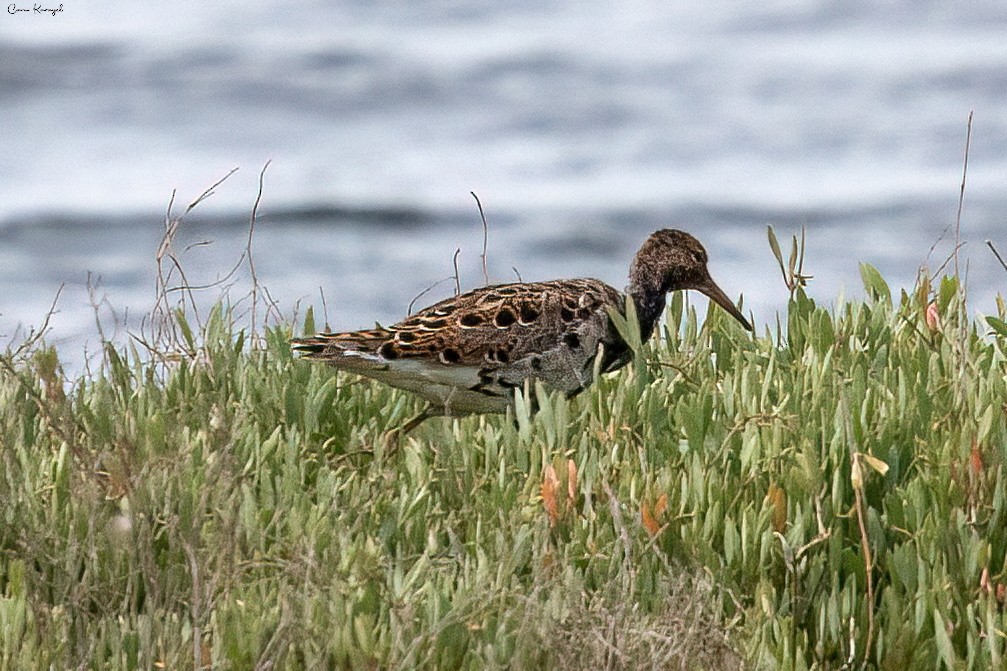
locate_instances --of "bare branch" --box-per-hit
[987,239,1007,273]
[954,110,974,278]
[183,240,214,253]
[318,285,331,331]
[932,241,967,278]
[185,167,239,215]
[165,188,177,223]
[471,191,490,285]
[407,277,454,316]
[86,272,109,346]
[11,282,64,359]
[146,166,257,358]
[452,247,462,296]
[247,161,269,339]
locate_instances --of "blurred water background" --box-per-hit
[2,1,1007,372]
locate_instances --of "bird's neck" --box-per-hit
[628,280,667,342]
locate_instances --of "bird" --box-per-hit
[292,229,752,435]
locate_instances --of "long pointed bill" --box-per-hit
[699,278,753,331]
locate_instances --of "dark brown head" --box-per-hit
[629,229,753,332]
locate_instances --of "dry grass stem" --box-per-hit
[471,191,490,285]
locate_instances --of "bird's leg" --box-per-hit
[383,405,441,452]
[401,406,440,434]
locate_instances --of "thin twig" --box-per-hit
[145,166,251,358]
[11,283,64,359]
[452,248,462,296]
[471,191,490,285]
[407,277,454,316]
[932,241,967,278]
[167,244,200,330]
[155,206,200,350]
[165,188,177,223]
[954,114,974,389]
[318,286,331,331]
[987,240,1007,273]
[185,167,239,216]
[179,247,249,294]
[261,284,282,326]
[86,272,109,346]
[183,240,214,253]
[512,266,523,283]
[841,385,876,667]
[171,167,239,336]
[247,161,271,339]
[853,469,875,667]
[954,111,974,279]
[925,230,948,267]
[164,162,277,344]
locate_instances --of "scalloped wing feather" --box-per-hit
[291,278,627,412]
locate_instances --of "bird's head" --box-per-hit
[629,229,753,331]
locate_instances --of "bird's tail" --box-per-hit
[291,328,394,361]
[290,335,329,355]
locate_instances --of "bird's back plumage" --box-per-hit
[292,278,629,415]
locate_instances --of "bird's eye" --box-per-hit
[692,250,706,264]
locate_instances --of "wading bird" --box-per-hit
[293,229,752,435]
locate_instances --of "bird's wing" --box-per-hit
[292,278,625,396]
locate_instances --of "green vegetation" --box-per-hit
[2,246,1007,669]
